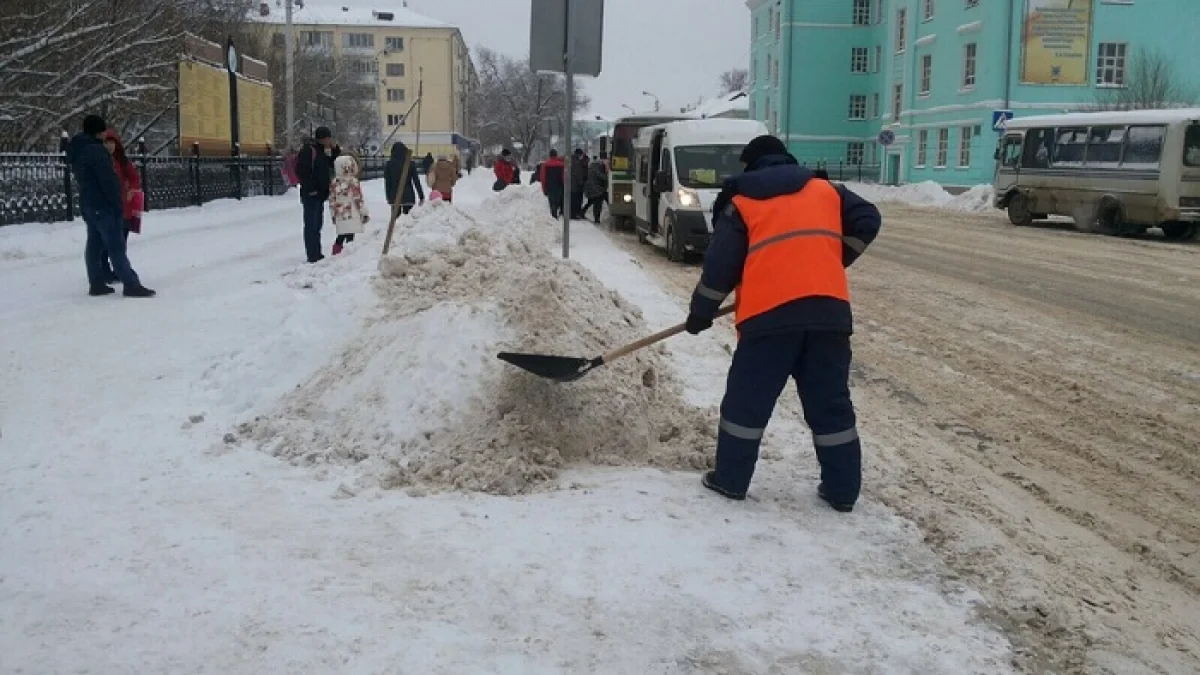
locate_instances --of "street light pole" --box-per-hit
[620,103,635,115]
[285,0,295,149]
[641,90,660,112]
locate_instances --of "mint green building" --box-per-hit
[747,0,1200,186]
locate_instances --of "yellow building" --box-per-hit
[252,1,475,158]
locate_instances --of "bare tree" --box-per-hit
[468,47,589,164]
[719,68,749,95]
[0,0,255,150]
[1091,48,1197,111]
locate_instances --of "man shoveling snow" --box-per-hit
[685,135,882,512]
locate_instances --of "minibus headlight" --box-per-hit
[622,193,633,203]
[677,188,699,207]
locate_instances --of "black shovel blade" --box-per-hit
[497,352,601,382]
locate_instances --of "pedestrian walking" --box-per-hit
[428,155,459,202]
[583,152,610,224]
[539,149,566,218]
[329,154,369,255]
[384,141,424,215]
[97,128,144,283]
[295,126,340,263]
[570,148,588,219]
[685,135,881,513]
[493,149,516,191]
[67,114,154,297]
[421,152,435,176]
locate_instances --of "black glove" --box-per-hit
[685,314,713,335]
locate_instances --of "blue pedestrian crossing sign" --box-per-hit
[877,129,896,146]
[992,109,1014,132]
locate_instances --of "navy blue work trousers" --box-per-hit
[714,330,862,504]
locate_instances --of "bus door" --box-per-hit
[648,130,667,235]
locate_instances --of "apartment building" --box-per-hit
[747,0,1200,186]
[253,2,475,157]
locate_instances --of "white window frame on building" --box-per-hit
[343,32,375,49]
[349,59,377,75]
[384,36,404,52]
[847,142,866,166]
[923,0,935,22]
[774,3,781,40]
[386,63,405,77]
[917,129,929,166]
[936,128,950,167]
[873,45,882,73]
[920,54,933,96]
[959,126,973,167]
[851,47,870,73]
[871,92,880,118]
[751,57,757,83]
[387,88,406,102]
[892,83,903,119]
[1096,42,1127,86]
[895,8,907,52]
[963,43,977,89]
[966,0,979,8]
[853,0,872,26]
[766,54,772,86]
[386,114,405,127]
[773,59,779,87]
[849,95,868,120]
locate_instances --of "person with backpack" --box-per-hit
[539,150,566,218]
[295,126,340,263]
[582,152,610,224]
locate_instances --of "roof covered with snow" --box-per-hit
[692,91,749,119]
[251,1,452,28]
[1007,107,1200,129]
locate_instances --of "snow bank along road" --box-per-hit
[591,202,1200,673]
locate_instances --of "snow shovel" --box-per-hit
[498,305,734,382]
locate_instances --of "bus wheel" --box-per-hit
[1162,222,1199,241]
[1098,204,1132,236]
[1007,193,1034,226]
[665,216,685,263]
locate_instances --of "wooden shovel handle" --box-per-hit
[601,305,734,364]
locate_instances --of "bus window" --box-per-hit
[1000,135,1022,167]
[1086,126,1125,167]
[1184,124,1200,166]
[1122,125,1165,169]
[1052,127,1087,166]
[1022,128,1053,168]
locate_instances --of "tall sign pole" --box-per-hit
[284,0,296,148]
[561,0,573,259]
[530,0,603,259]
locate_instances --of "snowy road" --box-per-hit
[0,178,1017,674]
[585,202,1200,674]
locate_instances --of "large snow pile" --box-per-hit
[234,185,714,495]
[846,181,995,213]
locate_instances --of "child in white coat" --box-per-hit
[329,154,370,255]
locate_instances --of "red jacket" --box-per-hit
[539,156,565,194]
[104,129,143,233]
[494,158,516,185]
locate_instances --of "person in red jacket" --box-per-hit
[539,150,566,218]
[493,148,516,191]
[99,129,144,283]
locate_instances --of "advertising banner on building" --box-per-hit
[1019,0,1094,85]
[178,35,274,156]
[179,60,231,154]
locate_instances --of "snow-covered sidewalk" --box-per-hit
[1,173,1013,673]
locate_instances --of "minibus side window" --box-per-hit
[1122,125,1165,169]
[1052,127,1087,166]
[1184,124,1200,167]
[1022,128,1053,168]
[1085,126,1125,167]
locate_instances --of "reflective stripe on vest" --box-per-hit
[731,180,849,326]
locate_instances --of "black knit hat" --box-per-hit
[82,114,108,136]
[739,134,789,166]
[314,126,333,140]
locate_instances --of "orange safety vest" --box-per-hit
[731,179,850,326]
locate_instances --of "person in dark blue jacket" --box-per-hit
[685,135,881,512]
[66,114,154,297]
[384,141,424,214]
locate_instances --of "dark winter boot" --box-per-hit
[89,284,115,297]
[817,483,854,513]
[701,471,746,501]
[123,284,156,298]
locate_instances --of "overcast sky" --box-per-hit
[402,0,751,118]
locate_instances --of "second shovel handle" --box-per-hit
[601,305,735,364]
